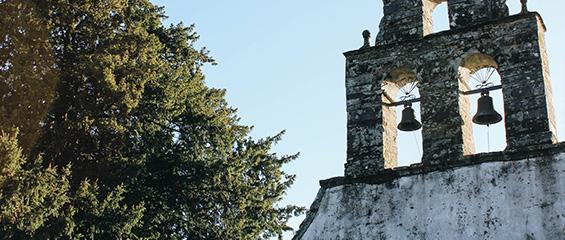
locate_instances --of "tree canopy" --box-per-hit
[0,0,303,239]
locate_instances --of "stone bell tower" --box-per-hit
[295,1,565,239]
[344,0,557,177]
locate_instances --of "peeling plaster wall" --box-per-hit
[298,152,565,240]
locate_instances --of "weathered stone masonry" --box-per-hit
[346,9,556,177]
[295,0,563,239]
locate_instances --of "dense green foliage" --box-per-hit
[0,0,303,239]
[0,130,144,239]
[0,0,59,153]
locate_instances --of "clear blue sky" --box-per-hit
[150,1,564,238]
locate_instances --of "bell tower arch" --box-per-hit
[344,0,557,177]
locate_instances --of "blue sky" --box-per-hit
[150,1,564,238]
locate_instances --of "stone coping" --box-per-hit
[320,142,565,189]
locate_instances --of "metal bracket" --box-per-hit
[382,84,502,107]
[460,85,502,95]
[383,98,421,107]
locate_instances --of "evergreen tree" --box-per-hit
[0,0,59,153]
[1,1,146,238]
[0,130,145,239]
[0,129,69,238]
[1,0,304,238]
[130,23,304,238]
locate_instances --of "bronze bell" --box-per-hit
[472,91,502,126]
[398,103,422,132]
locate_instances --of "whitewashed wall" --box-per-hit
[298,153,565,240]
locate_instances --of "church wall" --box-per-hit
[297,145,565,240]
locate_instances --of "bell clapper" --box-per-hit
[412,131,422,157]
[487,124,491,152]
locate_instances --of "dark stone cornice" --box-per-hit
[343,12,545,59]
[321,142,565,189]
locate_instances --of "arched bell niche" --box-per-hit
[458,53,507,155]
[423,0,450,35]
[382,68,423,167]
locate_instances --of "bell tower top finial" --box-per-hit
[360,30,371,49]
[521,0,529,13]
